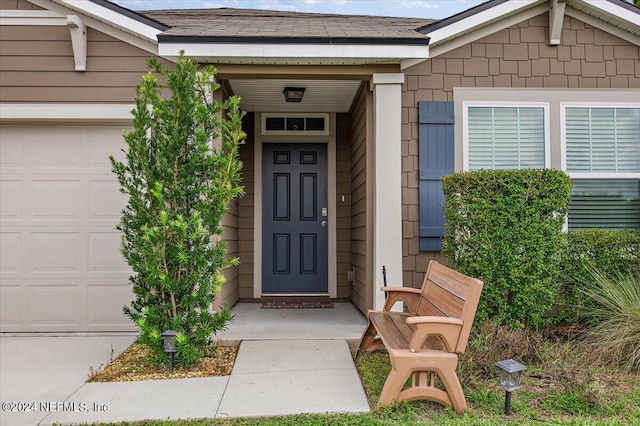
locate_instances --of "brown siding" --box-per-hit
[336,113,351,299]
[0,26,168,102]
[0,0,43,9]
[238,113,255,300]
[349,83,369,312]
[401,12,640,288]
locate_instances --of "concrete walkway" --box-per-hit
[0,303,370,425]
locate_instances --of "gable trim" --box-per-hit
[422,0,543,47]
[28,0,161,55]
[428,3,547,58]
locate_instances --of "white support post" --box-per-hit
[370,73,404,310]
[66,15,87,72]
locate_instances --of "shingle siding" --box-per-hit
[401,12,640,288]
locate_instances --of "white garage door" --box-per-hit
[0,125,135,332]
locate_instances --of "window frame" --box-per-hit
[462,101,551,171]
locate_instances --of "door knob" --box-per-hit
[321,221,327,228]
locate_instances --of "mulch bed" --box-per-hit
[87,343,237,382]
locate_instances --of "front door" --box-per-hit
[262,143,328,293]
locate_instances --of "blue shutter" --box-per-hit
[419,101,454,251]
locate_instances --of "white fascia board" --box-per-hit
[0,103,134,121]
[50,0,161,42]
[158,42,429,62]
[425,0,542,45]
[579,0,640,26]
[0,10,67,25]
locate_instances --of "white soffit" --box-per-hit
[568,0,640,38]
[229,79,361,113]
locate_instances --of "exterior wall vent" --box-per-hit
[261,113,329,135]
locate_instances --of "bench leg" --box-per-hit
[357,322,384,354]
[379,351,467,414]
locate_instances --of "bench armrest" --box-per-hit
[405,316,464,353]
[379,287,422,312]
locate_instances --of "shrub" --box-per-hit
[442,169,571,329]
[111,53,245,365]
[557,229,640,322]
[581,268,640,372]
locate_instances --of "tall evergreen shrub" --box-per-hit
[442,169,571,329]
[110,53,245,365]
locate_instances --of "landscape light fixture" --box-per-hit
[162,329,178,372]
[495,359,526,415]
[283,87,305,103]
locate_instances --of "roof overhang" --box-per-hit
[27,0,166,55]
[419,0,640,59]
[157,38,429,66]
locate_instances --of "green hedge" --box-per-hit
[442,169,571,329]
[557,229,640,322]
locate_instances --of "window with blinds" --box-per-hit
[467,106,546,170]
[564,107,640,230]
[565,107,640,173]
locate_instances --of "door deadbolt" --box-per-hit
[322,207,328,217]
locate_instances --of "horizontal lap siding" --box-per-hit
[350,83,369,313]
[238,113,255,299]
[0,26,169,103]
[0,0,42,9]
[336,113,352,299]
[401,12,640,288]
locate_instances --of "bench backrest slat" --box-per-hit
[416,261,483,354]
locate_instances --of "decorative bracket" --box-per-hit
[66,15,87,72]
[549,0,566,46]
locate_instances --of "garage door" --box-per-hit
[0,125,135,332]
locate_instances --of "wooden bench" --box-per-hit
[357,260,483,413]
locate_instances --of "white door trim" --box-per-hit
[253,112,337,298]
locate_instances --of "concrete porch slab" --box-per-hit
[215,302,368,345]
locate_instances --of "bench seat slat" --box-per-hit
[369,312,445,352]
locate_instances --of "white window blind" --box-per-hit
[468,107,545,170]
[565,107,640,173]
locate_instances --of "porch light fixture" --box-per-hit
[162,329,178,372]
[283,87,305,103]
[496,359,526,415]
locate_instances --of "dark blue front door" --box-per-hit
[262,143,328,293]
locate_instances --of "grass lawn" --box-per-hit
[96,322,640,426]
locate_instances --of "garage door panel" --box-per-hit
[30,179,84,221]
[88,232,130,272]
[89,180,126,220]
[0,181,22,219]
[28,285,80,325]
[88,128,126,169]
[28,232,84,273]
[28,134,85,170]
[0,286,23,327]
[0,127,23,168]
[0,233,21,273]
[87,285,133,325]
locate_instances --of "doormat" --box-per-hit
[261,301,334,309]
